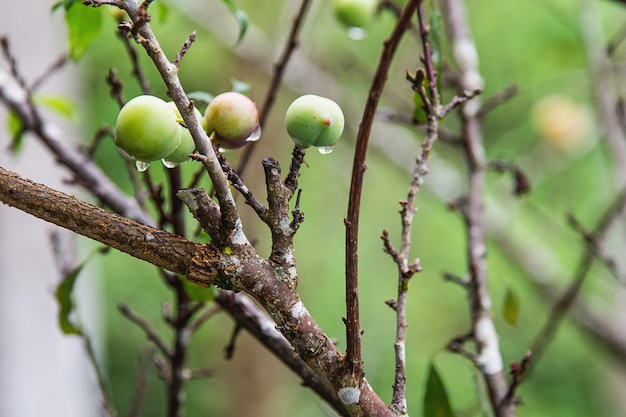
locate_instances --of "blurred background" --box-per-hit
[1,0,626,416]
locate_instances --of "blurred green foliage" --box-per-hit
[68,0,626,416]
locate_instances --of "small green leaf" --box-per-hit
[154,2,169,23]
[65,4,102,60]
[412,92,428,124]
[220,0,249,45]
[424,364,456,417]
[34,95,77,120]
[54,264,85,335]
[182,278,215,302]
[6,111,25,154]
[188,91,215,107]
[230,79,251,95]
[502,287,521,326]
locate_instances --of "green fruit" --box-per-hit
[333,0,377,28]
[285,95,344,149]
[164,102,202,163]
[114,95,181,162]
[204,92,260,149]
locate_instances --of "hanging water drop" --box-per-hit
[135,160,150,172]
[245,124,262,143]
[348,27,367,40]
[161,159,178,169]
[318,145,335,155]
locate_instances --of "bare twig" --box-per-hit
[127,348,154,417]
[116,22,151,95]
[344,0,420,381]
[0,37,28,89]
[118,303,172,357]
[580,0,626,185]
[173,31,196,68]
[476,85,519,119]
[441,1,512,416]
[31,54,68,91]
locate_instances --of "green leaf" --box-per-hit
[424,364,456,417]
[34,95,77,120]
[230,79,251,95]
[154,2,169,23]
[188,91,215,107]
[65,4,102,60]
[54,264,85,335]
[182,278,215,302]
[220,0,249,45]
[6,111,25,154]
[412,92,428,124]
[502,287,521,326]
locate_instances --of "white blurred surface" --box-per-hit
[0,2,99,417]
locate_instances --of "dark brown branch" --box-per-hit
[344,0,420,380]
[1,152,391,417]
[0,166,211,281]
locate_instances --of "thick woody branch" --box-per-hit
[0,166,212,281]
[0,165,391,416]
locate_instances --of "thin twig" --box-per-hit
[118,303,172,357]
[344,0,421,381]
[117,19,151,95]
[441,0,512,416]
[127,348,154,417]
[31,54,68,91]
[173,31,196,68]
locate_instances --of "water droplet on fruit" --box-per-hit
[318,145,334,155]
[348,27,367,40]
[161,159,178,169]
[245,124,262,143]
[135,160,150,172]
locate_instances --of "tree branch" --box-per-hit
[440,0,512,416]
[344,0,420,381]
[0,165,391,416]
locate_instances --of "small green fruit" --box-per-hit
[285,94,345,149]
[204,92,260,149]
[164,102,202,164]
[333,0,377,28]
[114,95,181,162]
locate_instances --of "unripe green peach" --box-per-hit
[114,95,181,162]
[164,102,202,164]
[204,92,260,149]
[333,0,377,28]
[285,94,345,149]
